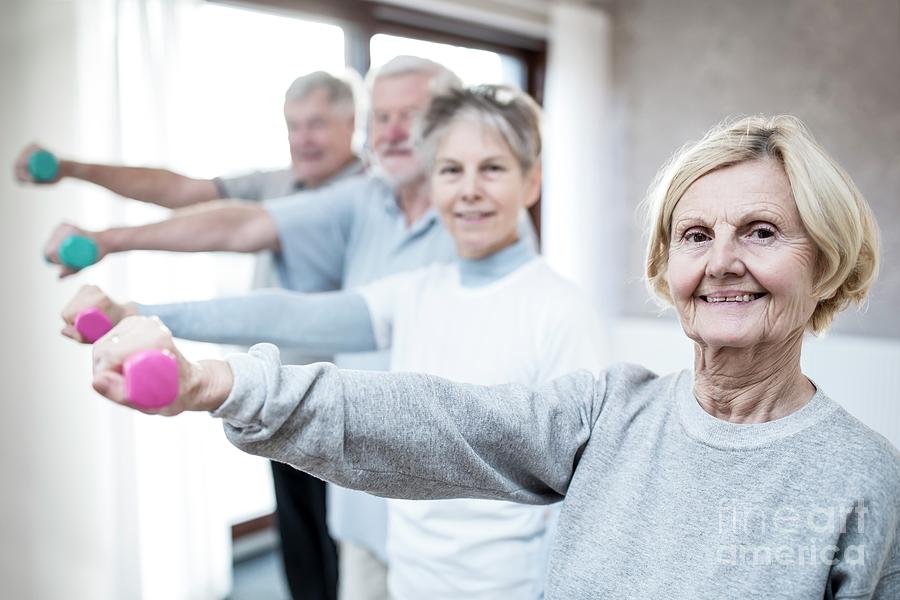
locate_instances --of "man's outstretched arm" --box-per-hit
[15,143,219,209]
[44,200,279,277]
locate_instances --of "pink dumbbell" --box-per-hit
[75,308,179,409]
[122,350,180,409]
[74,307,113,343]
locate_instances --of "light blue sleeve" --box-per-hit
[263,175,373,292]
[137,290,377,354]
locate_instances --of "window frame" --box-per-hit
[207,0,546,233]
[208,0,545,98]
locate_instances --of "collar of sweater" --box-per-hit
[675,370,838,449]
[456,238,536,288]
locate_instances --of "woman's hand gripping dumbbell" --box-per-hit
[59,286,230,413]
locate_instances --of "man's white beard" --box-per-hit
[368,154,424,189]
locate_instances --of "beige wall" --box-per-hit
[608,0,900,337]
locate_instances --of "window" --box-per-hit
[126,0,545,558]
[118,3,350,535]
[174,3,346,175]
[370,33,525,88]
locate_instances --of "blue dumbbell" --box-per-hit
[28,150,59,182]
[58,235,98,270]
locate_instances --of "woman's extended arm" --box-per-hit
[60,285,378,354]
[140,289,378,354]
[215,343,598,504]
[88,317,602,505]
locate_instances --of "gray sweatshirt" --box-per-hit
[213,345,900,599]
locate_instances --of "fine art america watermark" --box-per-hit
[715,498,867,567]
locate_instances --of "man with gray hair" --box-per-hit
[40,56,534,598]
[15,70,362,210]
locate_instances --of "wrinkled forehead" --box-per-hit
[284,88,347,119]
[435,115,512,158]
[669,159,797,229]
[371,71,433,111]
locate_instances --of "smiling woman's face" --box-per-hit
[431,118,539,259]
[666,158,819,351]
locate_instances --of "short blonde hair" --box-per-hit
[644,115,880,333]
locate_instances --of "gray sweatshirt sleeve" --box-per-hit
[212,343,603,504]
[137,290,377,354]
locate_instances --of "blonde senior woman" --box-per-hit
[81,115,897,598]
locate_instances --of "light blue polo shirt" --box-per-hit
[263,173,457,560]
[214,159,366,367]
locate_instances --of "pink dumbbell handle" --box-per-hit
[74,308,113,343]
[74,309,179,409]
[123,350,179,409]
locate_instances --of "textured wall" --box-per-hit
[609,0,900,337]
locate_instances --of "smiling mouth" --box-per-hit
[699,293,768,303]
[455,211,495,222]
[381,148,413,157]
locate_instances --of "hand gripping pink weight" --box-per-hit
[74,309,179,409]
[123,350,179,409]
[74,308,113,343]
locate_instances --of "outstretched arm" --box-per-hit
[45,176,363,280]
[61,285,378,355]
[64,163,219,209]
[138,289,377,354]
[15,143,219,208]
[44,200,279,277]
[99,200,280,253]
[88,317,602,505]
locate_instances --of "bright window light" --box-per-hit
[125,3,348,529]
[173,4,345,177]
[370,33,524,87]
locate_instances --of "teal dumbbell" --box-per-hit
[28,150,59,182]
[58,235,98,270]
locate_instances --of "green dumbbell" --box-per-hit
[28,150,59,182]
[58,235,98,270]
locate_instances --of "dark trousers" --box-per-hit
[271,461,339,600]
